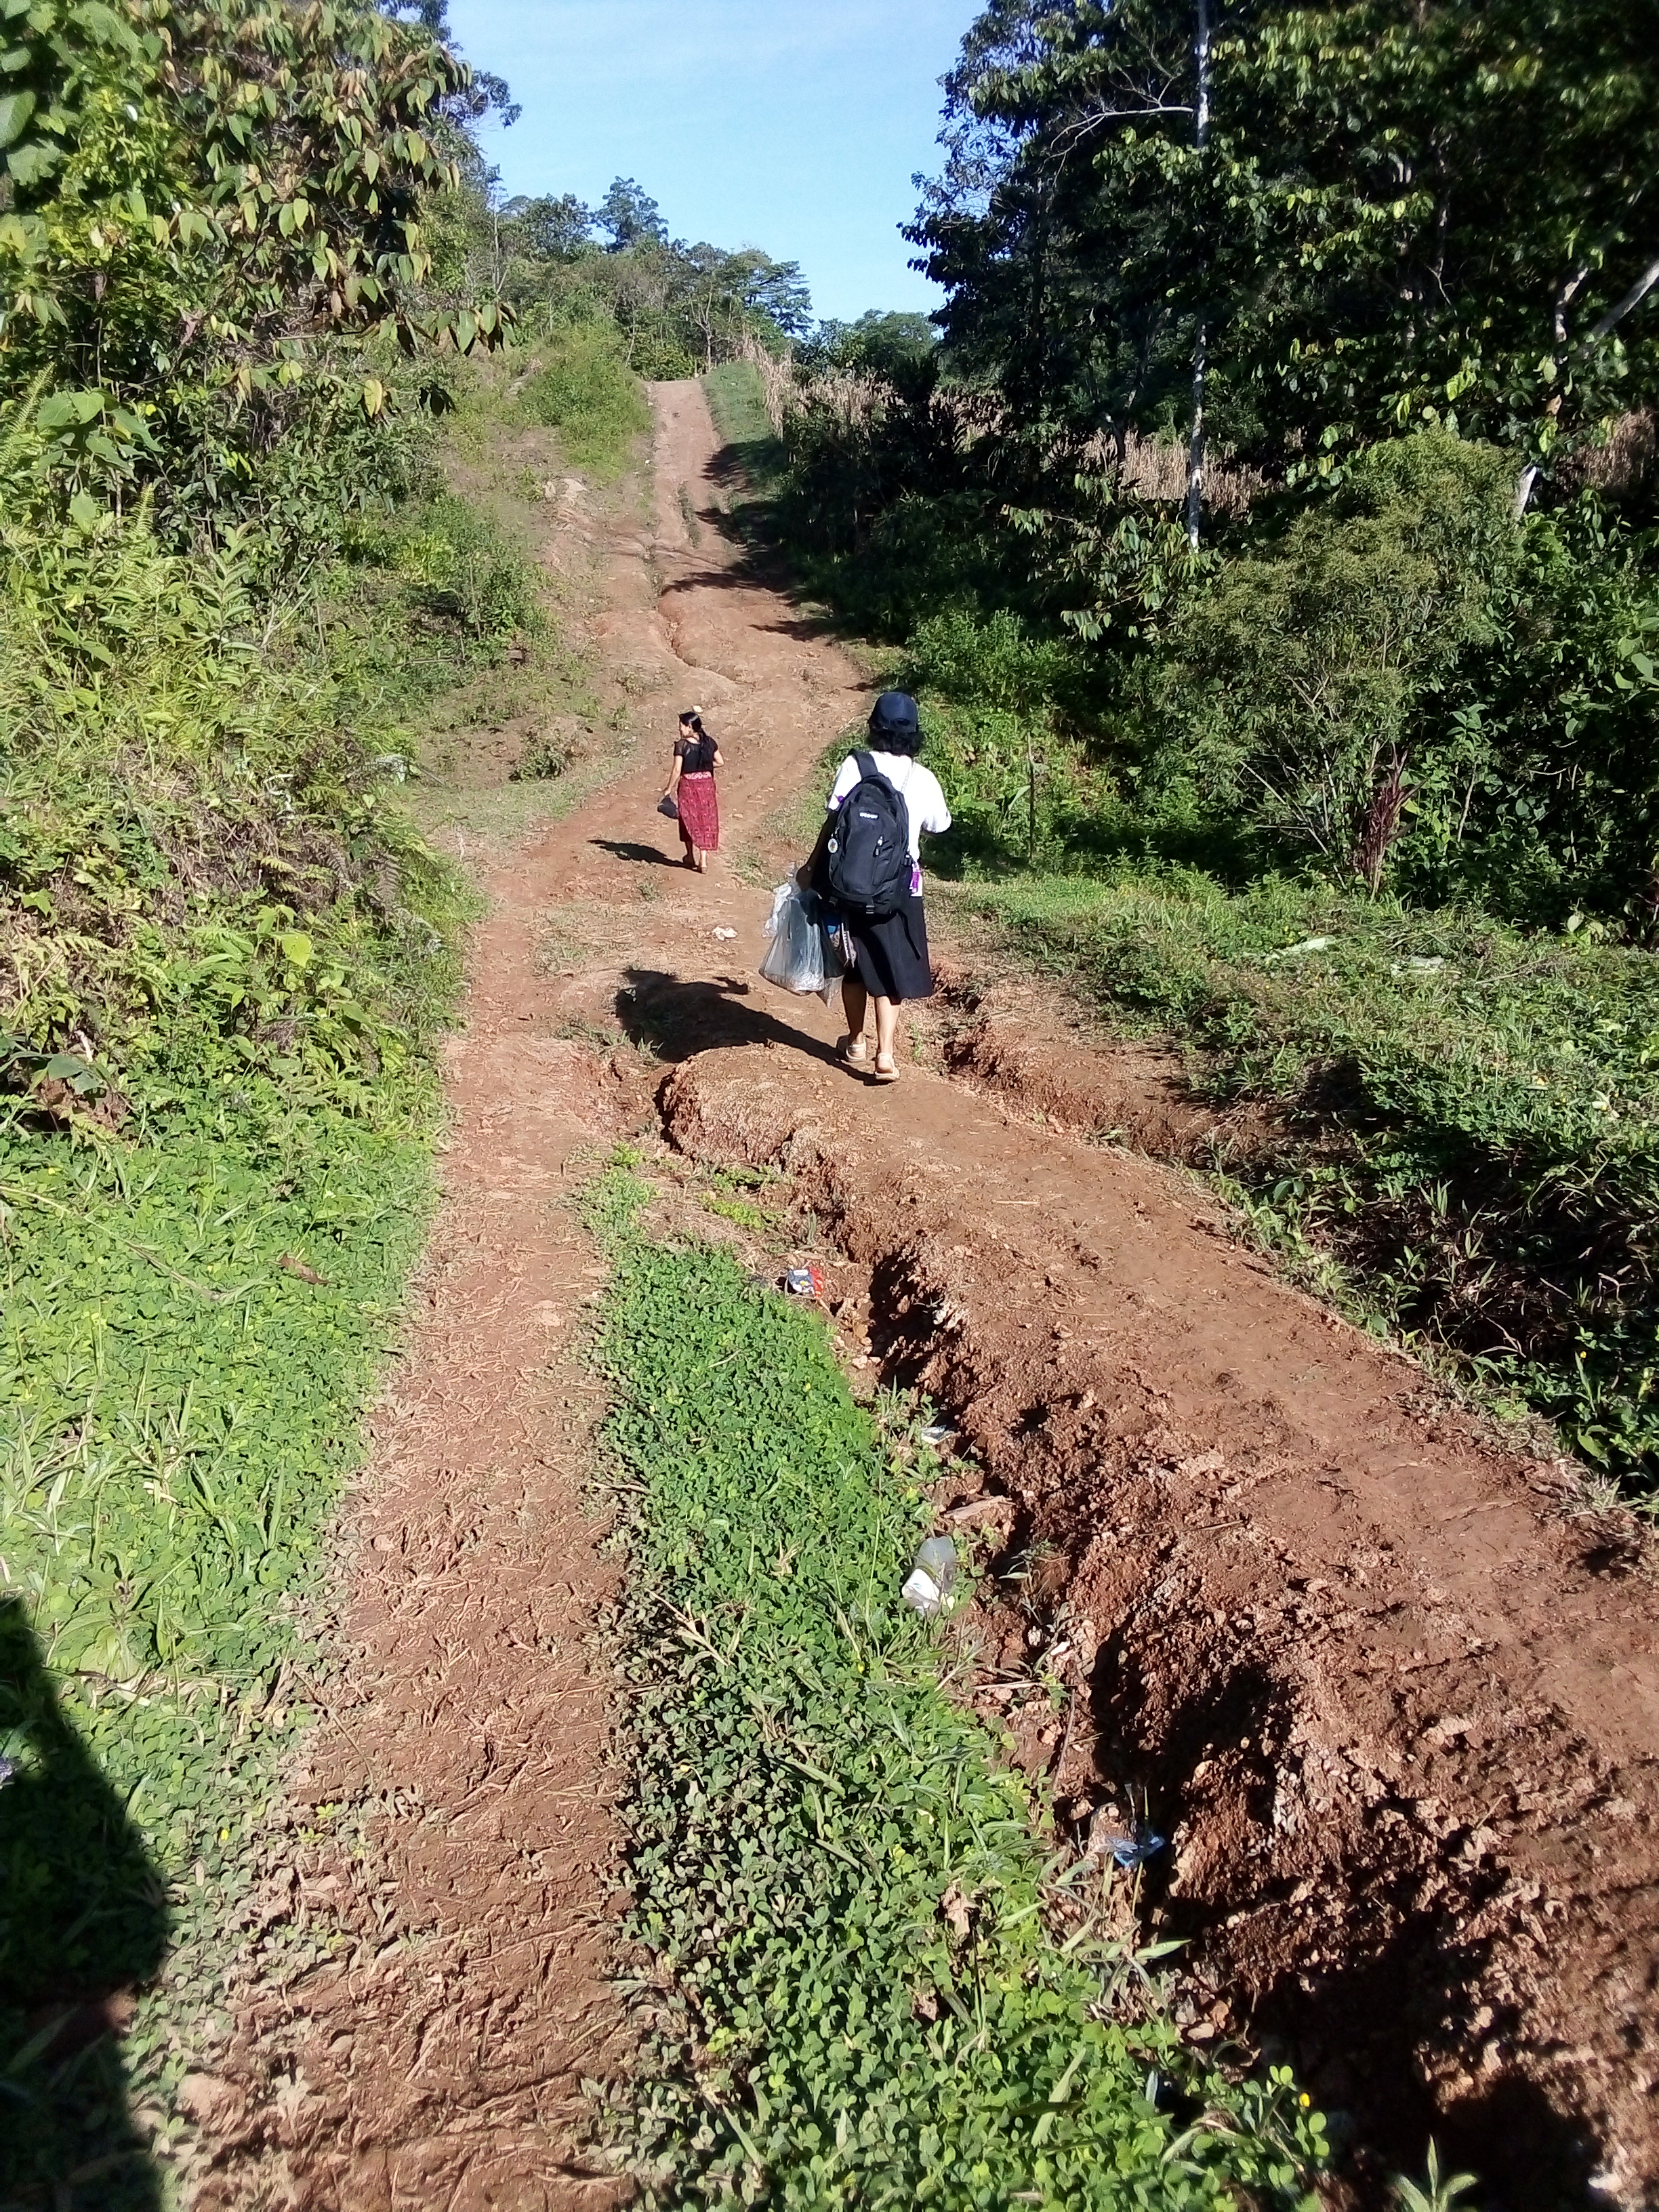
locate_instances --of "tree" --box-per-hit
[916,0,1659,513]
[508,191,592,260]
[913,0,1206,457]
[1158,432,1519,883]
[380,0,520,128]
[1215,0,1659,502]
[594,176,668,253]
[0,0,509,525]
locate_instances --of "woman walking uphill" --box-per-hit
[663,708,722,871]
[817,691,950,1085]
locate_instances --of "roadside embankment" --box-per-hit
[657,1042,1659,2209]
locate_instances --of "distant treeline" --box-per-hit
[441,173,814,377]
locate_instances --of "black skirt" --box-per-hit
[846,890,933,1003]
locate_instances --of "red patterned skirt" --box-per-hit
[676,771,720,853]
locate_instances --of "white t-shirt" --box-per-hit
[827,751,951,863]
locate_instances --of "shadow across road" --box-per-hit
[0,1597,166,2211]
[588,837,684,867]
[617,966,843,1069]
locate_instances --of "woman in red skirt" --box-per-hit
[663,708,722,872]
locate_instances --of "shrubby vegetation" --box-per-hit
[710,0,1659,1496]
[432,167,813,380]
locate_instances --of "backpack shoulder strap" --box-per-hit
[854,750,880,783]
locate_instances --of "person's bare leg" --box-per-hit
[873,996,900,1080]
[840,976,868,1061]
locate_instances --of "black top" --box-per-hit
[676,734,718,775]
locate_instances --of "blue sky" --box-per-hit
[443,1,981,325]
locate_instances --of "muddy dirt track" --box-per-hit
[203,383,1659,2211]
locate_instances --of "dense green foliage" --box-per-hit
[0,518,459,1104]
[0,0,510,539]
[748,0,1659,923]
[430,169,812,382]
[708,0,1659,1500]
[590,1164,1328,2210]
[518,318,651,476]
[916,0,1659,483]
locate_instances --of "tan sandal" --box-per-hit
[872,1054,899,1084]
[838,1035,868,1066]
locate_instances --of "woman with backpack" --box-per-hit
[815,691,950,1084]
[663,708,722,871]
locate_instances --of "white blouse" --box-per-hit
[826,751,951,861]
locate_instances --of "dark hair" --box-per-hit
[678,708,708,739]
[868,690,923,757]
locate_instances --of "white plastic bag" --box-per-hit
[759,883,827,994]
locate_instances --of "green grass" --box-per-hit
[519,323,652,480]
[588,1158,1328,2211]
[331,482,598,762]
[703,361,785,484]
[0,453,488,2202]
[1,1090,434,2205]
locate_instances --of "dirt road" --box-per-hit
[206,382,1659,2210]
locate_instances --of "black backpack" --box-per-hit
[823,752,909,919]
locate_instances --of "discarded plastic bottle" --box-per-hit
[902,1534,958,1616]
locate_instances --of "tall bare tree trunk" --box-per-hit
[1186,325,1207,547]
[1185,0,1212,550]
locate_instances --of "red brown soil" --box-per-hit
[200,382,1659,2210]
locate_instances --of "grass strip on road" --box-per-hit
[588,1158,1328,2211]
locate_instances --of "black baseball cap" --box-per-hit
[869,691,920,737]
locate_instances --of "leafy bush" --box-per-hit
[0,513,462,1115]
[1157,434,1519,888]
[0,0,506,533]
[520,323,651,478]
[903,607,1080,716]
[373,491,542,640]
[592,1166,1328,2209]
[1443,497,1659,929]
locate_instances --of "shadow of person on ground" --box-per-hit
[617,967,842,1068]
[0,1597,167,2212]
[588,838,683,867]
